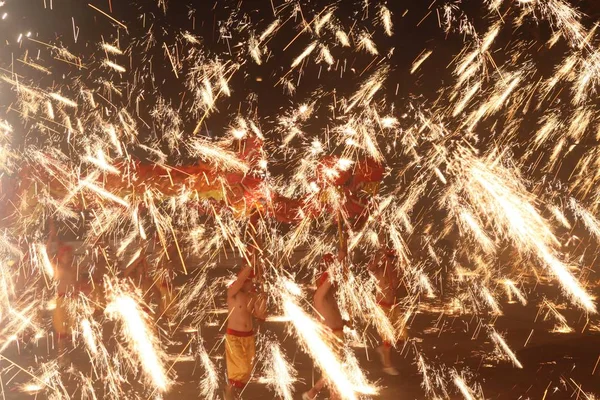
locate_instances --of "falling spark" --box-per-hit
[80,319,98,356]
[103,60,126,73]
[319,45,335,65]
[456,154,596,312]
[490,329,523,368]
[358,32,378,55]
[542,300,574,333]
[263,342,296,400]
[411,50,432,74]
[336,30,350,47]
[84,149,120,175]
[46,101,54,119]
[345,66,388,112]
[417,354,434,395]
[34,244,54,279]
[189,139,249,173]
[456,23,500,77]
[458,208,495,254]
[198,341,219,400]
[481,285,502,315]
[260,19,280,42]
[549,205,572,229]
[81,180,130,208]
[453,372,478,400]
[105,291,171,392]
[101,43,123,54]
[453,82,481,117]
[503,280,527,306]
[249,35,262,65]
[379,6,393,36]
[570,198,600,241]
[49,92,77,108]
[314,10,334,36]
[291,42,317,68]
[279,281,377,400]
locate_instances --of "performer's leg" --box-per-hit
[225,333,254,399]
[224,384,236,400]
[303,376,326,399]
[377,305,400,375]
[377,341,394,366]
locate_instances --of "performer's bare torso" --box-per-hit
[373,267,398,305]
[130,258,155,302]
[55,254,76,295]
[315,289,344,330]
[227,282,255,332]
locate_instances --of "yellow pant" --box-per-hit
[53,297,73,339]
[380,304,407,345]
[332,328,344,341]
[89,287,105,312]
[225,330,255,388]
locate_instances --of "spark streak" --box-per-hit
[490,329,523,368]
[453,372,478,400]
[411,50,432,74]
[105,290,171,392]
[279,280,377,400]
[49,93,77,108]
[263,342,296,400]
[455,154,596,312]
[291,42,317,68]
[103,60,126,73]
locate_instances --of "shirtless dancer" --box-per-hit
[123,246,159,315]
[156,244,177,323]
[48,221,77,358]
[89,243,108,313]
[368,247,403,375]
[303,253,346,400]
[224,260,267,400]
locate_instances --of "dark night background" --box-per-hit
[1,0,598,146]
